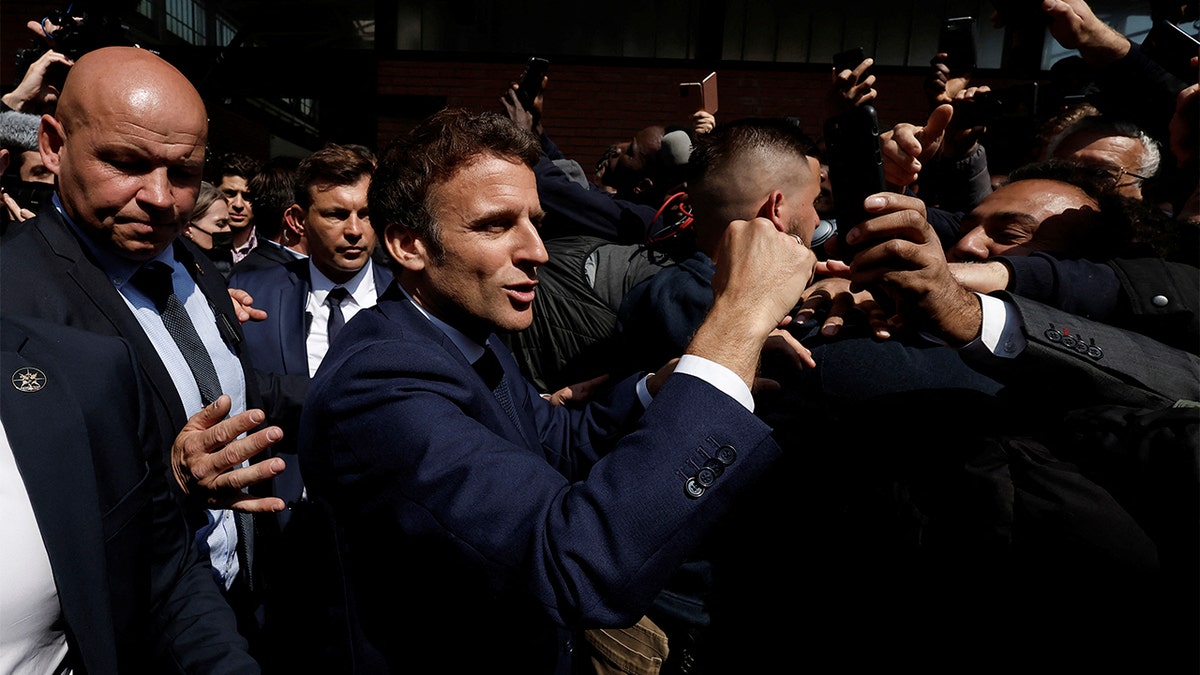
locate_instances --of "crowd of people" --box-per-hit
[0,0,1196,673]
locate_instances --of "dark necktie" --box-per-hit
[131,261,223,405]
[326,286,349,345]
[474,345,523,433]
[131,261,255,587]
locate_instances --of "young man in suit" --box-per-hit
[298,108,817,673]
[0,315,260,673]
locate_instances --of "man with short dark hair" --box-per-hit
[298,108,817,674]
[210,151,262,262]
[233,155,306,273]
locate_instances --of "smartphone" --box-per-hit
[517,57,550,110]
[822,104,886,251]
[833,46,866,73]
[938,17,978,75]
[678,71,718,114]
[1140,20,1200,84]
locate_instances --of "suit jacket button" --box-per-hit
[702,458,725,477]
[697,467,718,488]
[716,445,737,465]
[1152,294,1169,307]
[685,477,705,498]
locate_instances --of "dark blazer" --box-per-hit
[0,206,304,453]
[228,258,393,378]
[0,206,307,646]
[0,315,258,674]
[298,286,782,674]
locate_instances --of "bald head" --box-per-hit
[41,47,209,261]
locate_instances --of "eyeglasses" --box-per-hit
[1099,165,1150,186]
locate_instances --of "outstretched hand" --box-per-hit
[171,395,287,512]
[879,104,954,187]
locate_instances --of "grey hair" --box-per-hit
[1044,115,1162,179]
[0,111,40,152]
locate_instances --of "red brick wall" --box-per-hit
[376,59,943,181]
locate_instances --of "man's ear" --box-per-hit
[385,223,427,272]
[38,115,65,177]
[756,190,786,231]
[283,204,306,237]
[631,176,655,197]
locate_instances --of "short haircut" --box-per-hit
[293,143,375,210]
[368,108,541,263]
[206,151,261,185]
[247,156,300,240]
[686,117,817,188]
[191,181,223,225]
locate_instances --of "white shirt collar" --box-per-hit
[309,258,377,308]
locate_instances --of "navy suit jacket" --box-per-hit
[298,285,782,674]
[229,258,393,378]
[1,315,258,674]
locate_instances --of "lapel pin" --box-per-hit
[11,367,46,392]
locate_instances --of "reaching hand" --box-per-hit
[1,49,72,113]
[171,395,286,512]
[837,192,982,345]
[500,87,536,134]
[1040,0,1130,65]
[794,272,891,340]
[879,104,954,187]
[228,287,267,324]
[2,190,36,222]
[544,374,610,407]
[831,57,878,111]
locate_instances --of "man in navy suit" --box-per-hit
[230,143,386,381]
[297,108,818,673]
[0,315,259,673]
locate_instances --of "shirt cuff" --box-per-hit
[636,354,756,412]
[962,292,1026,360]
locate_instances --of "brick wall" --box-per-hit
[375,59,944,181]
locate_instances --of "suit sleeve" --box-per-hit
[300,338,781,629]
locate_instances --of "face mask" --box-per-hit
[209,230,234,251]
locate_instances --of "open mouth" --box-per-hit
[505,281,538,304]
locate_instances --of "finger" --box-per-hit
[922,103,955,142]
[221,495,288,513]
[204,451,286,493]
[210,426,283,477]
[862,298,893,339]
[182,395,235,433]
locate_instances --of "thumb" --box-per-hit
[922,104,954,141]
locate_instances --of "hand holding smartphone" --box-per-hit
[678,71,718,115]
[938,17,978,75]
[517,57,550,110]
[823,105,886,257]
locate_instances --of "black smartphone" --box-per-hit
[938,17,978,75]
[822,104,886,252]
[1140,20,1200,84]
[833,46,866,73]
[517,57,550,110]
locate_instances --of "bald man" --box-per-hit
[0,46,299,652]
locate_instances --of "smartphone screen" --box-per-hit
[517,57,549,109]
[823,105,886,254]
[938,17,978,75]
[1140,20,1200,84]
[833,47,866,73]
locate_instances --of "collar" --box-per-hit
[309,258,377,307]
[55,193,178,287]
[396,283,486,364]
